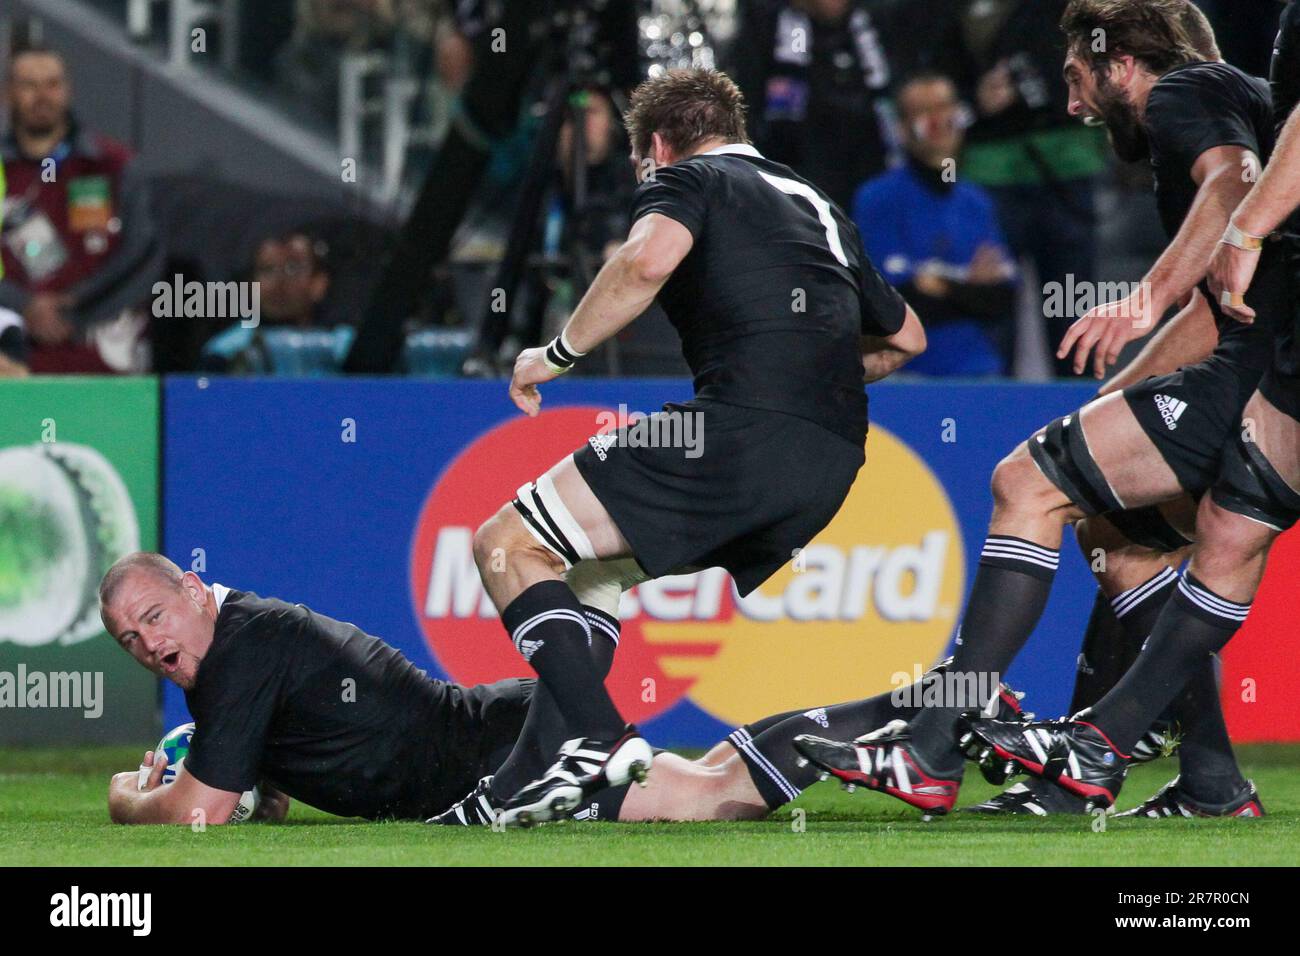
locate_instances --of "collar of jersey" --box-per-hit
[699,143,763,159]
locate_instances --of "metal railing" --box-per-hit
[127,0,240,72]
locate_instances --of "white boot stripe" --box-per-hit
[890,747,912,793]
[1024,729,1048,764]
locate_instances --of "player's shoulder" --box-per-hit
[214,589,306,643]
[1152,60,1266,105]
[1283,0,1300,37]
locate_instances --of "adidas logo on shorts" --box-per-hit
[587,433,618,462]
[803,707,830,728]
[1153,393,1188,430]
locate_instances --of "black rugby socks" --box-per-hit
[491,604,620,801]
[1088,572,1250,755]
[1169,659,1249,804]
[909,535,1060,772]
[1068,588,1132,714]
[501,581,626,738]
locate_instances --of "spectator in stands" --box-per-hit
[253,232,333,330]
[943,0,1106,376]
[730,0,898,209]
[200,232,353,375]
[853,73,1015,377]
[0,45,161,373]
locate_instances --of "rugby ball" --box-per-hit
[139,722,261,823]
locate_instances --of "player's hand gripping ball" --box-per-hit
[139,722,261,823]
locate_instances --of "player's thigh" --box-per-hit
[541,455,634,560]
[1078,390,1184,507]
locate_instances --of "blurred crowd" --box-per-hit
[0,0,1285,380]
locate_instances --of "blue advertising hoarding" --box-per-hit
[162,376,1100,747]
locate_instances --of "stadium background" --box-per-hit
[1,0,1297,751]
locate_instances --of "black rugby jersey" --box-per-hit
[185,588,467,820]
[630,144,906,446]
[1273,2,1300,143]
[1144,61,1279,371]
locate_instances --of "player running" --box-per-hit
[796,0,1282,817]
[466,67,925,826]
[962,0,1300,813]
[100,552,1025,825]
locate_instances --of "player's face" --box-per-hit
[1064,53,1149,163]
[8,53,70,138]
[104,572,215,690]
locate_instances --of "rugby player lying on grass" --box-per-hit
[100,551,1024,825]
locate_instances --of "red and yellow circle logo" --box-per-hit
[410,406,963,725]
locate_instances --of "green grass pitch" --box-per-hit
[3,744,1298,866]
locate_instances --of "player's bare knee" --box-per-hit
[473,506,534,573]
[474,505,568,581]
[472,510,506,572]
[990,447,1049,511]
[1197,503,1273,571]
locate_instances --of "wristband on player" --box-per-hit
[543,329,587,374]
[1221,221,1266,252]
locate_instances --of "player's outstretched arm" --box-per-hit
[1061,145,1257,377]
[860,305,925,384]
[108,750,242,825]
[507,213,694,416]
[1209,100,1300,321]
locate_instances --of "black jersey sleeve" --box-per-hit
[183,607,292,793]
[630,161,710,239]
[1273,2,1300,127]
[852,229,908,336]
[1146,69,1263,173]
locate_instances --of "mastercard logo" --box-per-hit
[409,406,964,726]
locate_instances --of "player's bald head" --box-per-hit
[99,552,185,622]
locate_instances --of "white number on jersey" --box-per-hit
[756,170,850,267]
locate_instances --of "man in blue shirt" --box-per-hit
[853,72,1016,376]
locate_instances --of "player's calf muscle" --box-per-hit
[620,753,766,821]
[1075,517,1180,596]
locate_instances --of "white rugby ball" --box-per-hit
[139,722,261,823]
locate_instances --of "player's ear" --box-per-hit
[1113,54,1137,88]
[651,132,673,167]
[180,571,205,606]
